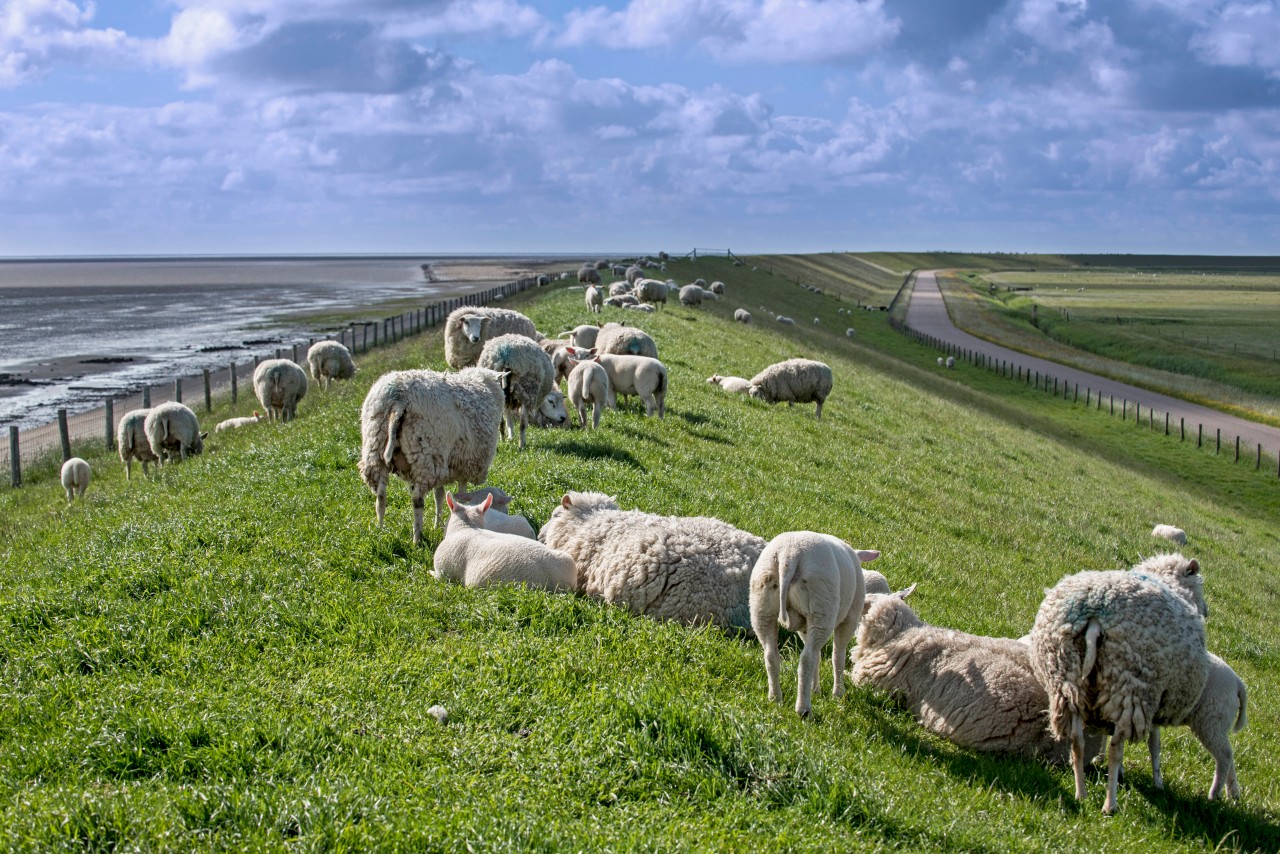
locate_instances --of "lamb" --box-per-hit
[748,359,833,420]
[634,279,668,308]
[749,532,879,716]
[608,281,632,298]
[530,388,570,429]
[567,353,611,429]
[585,284,603,314]
[253,358,309,422]
[215,411,264,432]
[116,408,159,479]
[853,586,1088,763]
[357,367,506,545]
[1152,524,1188,545]
[444,306,539,369]
[598,353,667,418]
[537,492,767,631]
[734,308,752,324]
[706,374,751,394]
[1027,552,1210,813]
[604,295,639,308]
[1149,652,1247,801]
[775,315,796,325]
[710,281,725,295]
[453,487,537,538]
[594,323,658,359]
[306,340,357,390]
[562,325,599,349]
[60,457,91,503]
[143,402,207,464]
[679,284,703,307]
[477,334,556,450]
[432,493,576,591]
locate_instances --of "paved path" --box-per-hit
[905,271,1280,458]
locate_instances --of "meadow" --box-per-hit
[1,256,1277,851]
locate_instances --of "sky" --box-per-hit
[2,0,1279,256]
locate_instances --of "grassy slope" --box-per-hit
[1,257,1278,851]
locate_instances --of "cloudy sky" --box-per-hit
[2,0,1279,256]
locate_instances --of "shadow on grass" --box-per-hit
[1137,780,1280,852]
[549,438,646,469]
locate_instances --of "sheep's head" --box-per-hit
[460,314,487,344]
[551,491,620,521]
[539,389,569,426]
[445,492,493,529]
[454,487,512,512]
[707,375,723,386]
[857,585,920,648]
[190,431,208,456]
[1131,552,1208,618]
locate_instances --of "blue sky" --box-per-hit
[2,0,1279,256]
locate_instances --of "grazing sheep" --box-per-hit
[1149,652,1247,801]
[634,279,668,308]
[863,568,890,595]
[734,308,752,324]
[215,411,263,432]
[594,323,658,359]
[538,492,767,631]
[578,266,601,285]
[936,357,945,367]
[1028,553,1210,813]
[567,353,610,429]
[692,278,706,288]
[1152,524,1188,546]
[562,325,599,349]
[748,359,833,420]
[585,285,603,314]
[749,532,878,716]
[710,281,725,295]
[813,317,820,325]
[433,493,573,591]
[594,260,610,271]
[116,408,159,479]
[444,307,539,370]
[306,340,357,390]
[625,265,644,284]
[598,353,667,418]
[253,358,309,422]
[358,367,506,545]
[60,457,91,503]
[846,328,856,338]
[477,334,556,450]
[853,586,1089,762]
[945,356,956,369]
[707,374,751,394]
[699,288,720,301]
[144,402,206,464]
[679,284,703,307]
[775,315,796,325]
[536,274,550,287]
[530,388,571,430]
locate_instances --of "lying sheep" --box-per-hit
[679,284,703,307]
[1152,524,1188,545]
[594,323,658,359]
[433,493,575,590]
[748,359,833,420]
[60,457,91,503]
[863,568,890,595]
[215,411,263,432]
[567,353,610,429]
[598,353,667,418]
[707,374,751,394]
[478,334,556,450]
[604,295,639,308]
[116,408,159,479]
[749,532,879,716]
[1028,553,1210,813]
[144,402,207,464]
[624,303,656,313]
[530,388,570,430]
[734,309,751,324]
[1151,652,1247,801]
[306,340,357,390]
[634,279,668,308]
[358,367,506,544]
[444,306,539,369]
[585,285,603,314]
[608,281,632,298]
[853,586,1089,763]
[253,358,308,422]
[453,487,536,538]
[775,315,796,325]
[538,492,766,631]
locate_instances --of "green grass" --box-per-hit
[2,257,1278,851]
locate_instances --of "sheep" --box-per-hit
[537,492,767,631]
[863,568,890,595]
[699,288,720,301]
[567,353,611,429]
[358,367,506,545]
[608,281,632,298]
[562,325,599,349]
[477,334,556,450]
[604,295,639,308]
[306,340,357,390]
[443,306,539,370]
[434,493,575,591]
[1028,552,1210,813]
[215,411,263,432]
[116,408,159,479]
[692,278,706,288]
[846,328,856,338]
[748,358,833,420]
[749,531,879,716]
[624,303,656,313]
[594,323,658,359]
[710,281,725,295]
[598,353,667,418]
[530,388,570,430]
[706,374,751,394]
[550,346,576,386]
[945,356,956,369]
[143,402,206,464]
[937,357,945,367]
[775,315,796,325]
[1149,652,1247,801]
[734,308,752,324]
[578,266,601,285]
[594,259,610,271]
[453,487,537,538]
[813,317,820,325]
[252,358,308,422]
[679,284,703,307]
[585,284,603,314]
[536,274,551,287]
[634,279,668,308]
[1152,524,1188,546]
[60,457,91,503]
[853,586,1091,763]
[625,264,644,284]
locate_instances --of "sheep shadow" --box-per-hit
[1133,780,1280,851]
[549,438,645,469]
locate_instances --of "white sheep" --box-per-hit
[434,493,576,591]
[624,303,656,313]
[699,288,720,301]
[625,264,644,284]
[306,340,357,390]
[562,325,599,349]
[116,408,158,479]
[585,285,603,314]
[598,353,667,418]
[1028,552,1210,813]
[357,367,506,544]
[253,358,308,422]
[530,388,571,430]
[143,402,206,464]
[845,328,856,338]
[775,315,796,325]
[634,279,668,308]
[936,357,945,367]
[453,487,537,539]
[734,308,752,324]
[608,281,632,298]
[679,284,703,307]
[749,532,879,716]
[604,295,639,308]
[853,586,1091,763]
[214,411,263,432]
[567,353,611,429]
[1150,652,1247,801]
[60,457,91,503]
[444,306,539,369]
[813,317,820,325]
[577,266,601,285]
[538,492,767,631]
[594,323,658,359]
[1152,524,1188,545]
[862,568,890,595]
[706,374,751,394]
[748,359,833,420]
[477,334,556,450]
[710,281,725,295]
[945,356,956,369]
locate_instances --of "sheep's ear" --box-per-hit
[561,494,573,509]
[480,494,493,512]
[895,583,917,599]
[856,550,880,564]
[445,492,457,511]
[200,432,209,440]
[1186,558,1200,575]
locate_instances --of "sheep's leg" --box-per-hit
[815,400,824,420]
[125,459,132,481]
[830,615,858,698]
[761,631,782,705]
[795,632,824,717]
[1103,735,1125,814]
[375,482,387,527]
[1071,714,1089,801]
[1148,727,1163,790]
[641,390,654,417]
[434,485,448,529]
[1199,728,1237,799]
[64,487,73,504]
[592,401,601,429]
[518,405,529,450]
[411,494,425,546]
[657,391,665,420]
[503,409,516,442]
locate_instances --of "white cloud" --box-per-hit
[0,0,137,86]
[1191,2,1280,75]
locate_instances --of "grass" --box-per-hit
[2,256,1279,851]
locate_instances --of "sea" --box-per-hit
[0,255,561,430]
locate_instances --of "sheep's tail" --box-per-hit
[382,402,406,467]
[655,368,667,396]
[778,550,798,625]
[1234,680,1248,733]
[1046,618,1102,741]
[1080,619,1102,682]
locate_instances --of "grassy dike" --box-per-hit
[1,257,1277,851]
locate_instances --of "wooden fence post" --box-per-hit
[203,369,212,412]
[58,409,71,461]
[8,426,19,488]
[231,362,238,403]
[292,343,298,363]
[143,387,151,408]
[175,378,183,404]
[105,399,115,450]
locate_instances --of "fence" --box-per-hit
[3,274,542,488]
